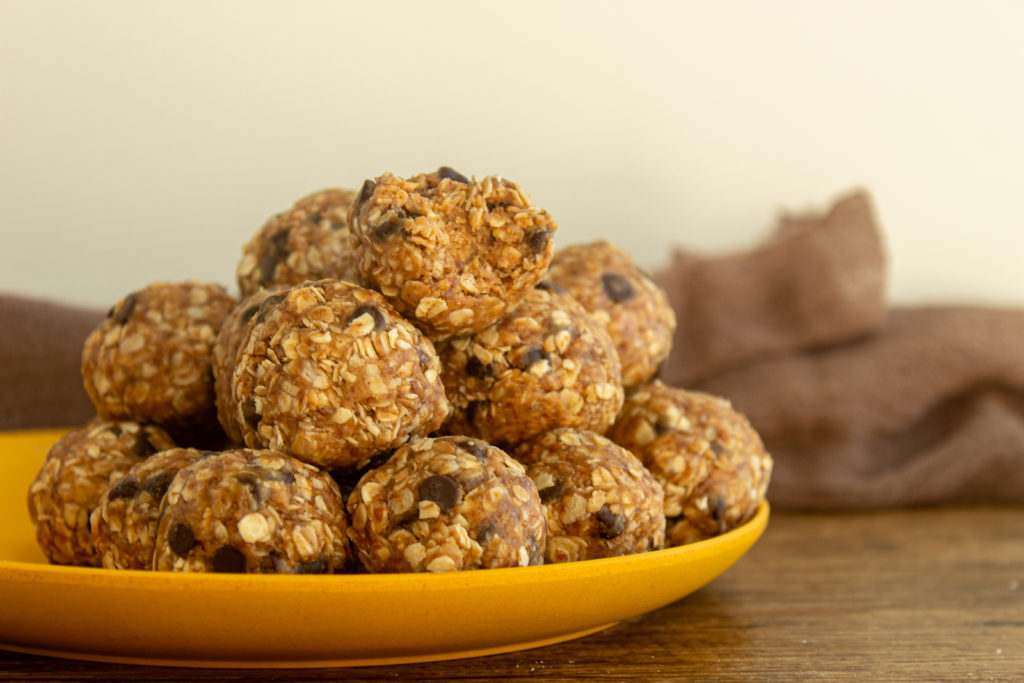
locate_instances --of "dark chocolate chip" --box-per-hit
[235,470,262,503]
[241,399,260,431]
[269,467,296,485]
[350,305,388,332]
[133,436,157,458]
[465,356,491,379]
[107,476,140,501]
[454,438,489,461]
[357,179,376,205]
[212,545,247,573]
[418,474,460,512]
[257,231,290,285]
[514,346,549,371]
[142,471,175,500]
[371,212,407,241]
[538,479,563,503]
[437,166,469,184]
[476,522,497,544]
[238,303,261,327]
[535,280,568,295]
[168,522,196,557]
[525,228,551,254]
[709,496,727,523]
[112,293,139,326]
[254,294,285,324]
[485,200,508,212]
[596,504,626,539]
[710,441,726,456]
[601,273,635,303]
[293,557,329,574]
[464,400,484,425]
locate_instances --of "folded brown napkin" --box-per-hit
[656,191,1024,508]
[3,190,1022,509]
[0,294,104,430]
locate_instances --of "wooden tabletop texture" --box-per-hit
[2,506,1021,682]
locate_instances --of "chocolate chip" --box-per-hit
[255,294,285,324]
[371,213,407,241]
[350,305,388,332]
[238,303,261,327]
[168,522,196,557]
[257,231,290,285]
[293,558,329,574]
[465,356,491,379]
[437,166,469,184]
[476,522,497,544]
[709,496,727,523]
[107,476,140,501]
[112,293,139,326]
[142,471,175,500]
[357,179,375,205]
[595,505,626,539]
[268,467,296,485]
[535,280,568,295]
[710,441,726,456]
[235,471,262,503]
[212,545,247,573]
[417,347,433,371]
[514,346,549,371]
[538,479,563,503]
[525,228,551,254]
[418,474,460,512]
[132,436,157,458]
[465,400,485,425]
[241,399,260,431]
[455,438,489,461]
[601,273,635,303]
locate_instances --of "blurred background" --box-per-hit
[1,0,1021,309]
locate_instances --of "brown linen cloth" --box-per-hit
[0,294,104,430]
[655,190,1024,508]
[2,189,1022,508]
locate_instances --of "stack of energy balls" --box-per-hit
[27,167,772,574]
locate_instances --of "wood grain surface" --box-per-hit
[2,506,1021,681]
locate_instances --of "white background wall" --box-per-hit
[2,0,1022,309]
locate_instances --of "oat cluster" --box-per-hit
[29,165,771,574]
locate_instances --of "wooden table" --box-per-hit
[2,506,1021,681]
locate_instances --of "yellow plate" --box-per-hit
[0,428,768,668]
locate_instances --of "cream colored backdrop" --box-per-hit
[1,0,1022,309]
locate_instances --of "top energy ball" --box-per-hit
[348,167,557,339]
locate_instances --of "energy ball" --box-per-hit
[212,288,283,444]
[230,279,449,469]
[347,436,547,573]
[436,283,624,447]
[546,240,676,388]
[515,428,665,563]
[26,420,176,566]
[606,381,772,545]
[348,167,557,339]
[236,188,359,297]
[91,447,205,570]
[153,448,352,573]
[81,281,237,441]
